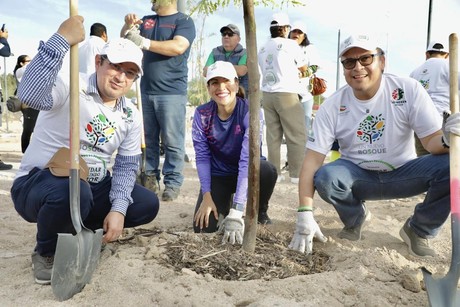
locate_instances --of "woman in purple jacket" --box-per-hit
[192,61,277,244]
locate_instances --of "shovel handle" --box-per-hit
[449,33,460,214]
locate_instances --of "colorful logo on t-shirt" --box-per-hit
[85,114,116,147]
[391,88,407,106]
[143,18,156,30]
[391,88,404,100]
[419,79,429,90]
[356,114,385,144]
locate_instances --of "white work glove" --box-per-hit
[442,110,460,147]
[288,211,327,254]
[219,209,244,245]
[124,28,150,50]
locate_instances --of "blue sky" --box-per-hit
[1,0,460,96]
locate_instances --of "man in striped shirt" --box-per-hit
[11,16,160,285]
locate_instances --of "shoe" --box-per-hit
[281,162,289,173]
[144,175,160,194]
[258,212,272,225]
[399,218,436,257]
[338,206,371,241]
[276,175,285,183]
[162,186,180,201]
[31,252,54,285]
[290,177,299,184]
[0,160,12,170]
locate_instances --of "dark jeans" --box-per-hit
[193,160,278,233]
[11,168,160,256]
[21,108,39,153]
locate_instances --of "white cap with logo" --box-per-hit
[339,34,378,57]
[100,38,144,75]
[205,61,238,83]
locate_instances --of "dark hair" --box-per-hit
[14,54,29,74]
[288,31,311,47]
[90,23,107,38]
[270,22,288,38]
[236,86,245,99]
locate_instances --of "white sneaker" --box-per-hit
[276,175,285,183]
[290,177,299,184]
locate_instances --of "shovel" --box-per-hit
[51,0,103,301]
[135,79,148,186]
[422,33,460,307]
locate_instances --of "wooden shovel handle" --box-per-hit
[69,1,79,171]
[449,33,460,214]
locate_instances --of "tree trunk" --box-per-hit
[242,0,260,253]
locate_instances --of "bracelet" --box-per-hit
[298,206,312,212]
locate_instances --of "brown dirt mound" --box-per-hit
[118,227,332,281]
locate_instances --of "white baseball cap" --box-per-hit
[291,21,307,34]
[339,34,378,57]
[270,12,290,27]
[426,41,448,53]
[100,38,144,75]
[205,61,238,83]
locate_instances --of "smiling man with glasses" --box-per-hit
[203,23,249,94]
[12,18,160,284]
[289,34,460,258]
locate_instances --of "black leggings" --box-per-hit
[193,160,277,233]
[21,108,39,153]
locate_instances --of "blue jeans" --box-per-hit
[314,154,450,238]
[11,168,160,256]
[142,94,186,188]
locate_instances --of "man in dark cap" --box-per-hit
[203,23,248,94]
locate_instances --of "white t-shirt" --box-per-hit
[16,74,142,182]
[308,73,442,171]
[78,36,106,75]
[409,58,451,115]
[258,37,306,93]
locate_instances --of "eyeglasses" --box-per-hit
[221,32,235,37]
[341,52,383,70]
[101,55,139,81]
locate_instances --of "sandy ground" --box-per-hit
[0,118,456,307]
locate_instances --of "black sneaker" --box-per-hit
[162,186,180,201]
[338,206,371,241]
[0,160,12,170]
[399,218,436,257]
[31,252,54,285]
[258,212,272,225]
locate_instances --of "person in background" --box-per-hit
[122,0,196,201]
[14,55,38,153]
[289,34,460,258]
[0,24,13,170]
[12,16,159,285]
[79,22,108,75]
[258,13,308,184]
[203,24,248,95]
[289,21,321,138]
[409,40,460,156]
[193,61,278,242]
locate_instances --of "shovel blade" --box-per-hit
[51,228,103,301]
[422,267,460,307]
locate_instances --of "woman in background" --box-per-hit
[14,54,38,153]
